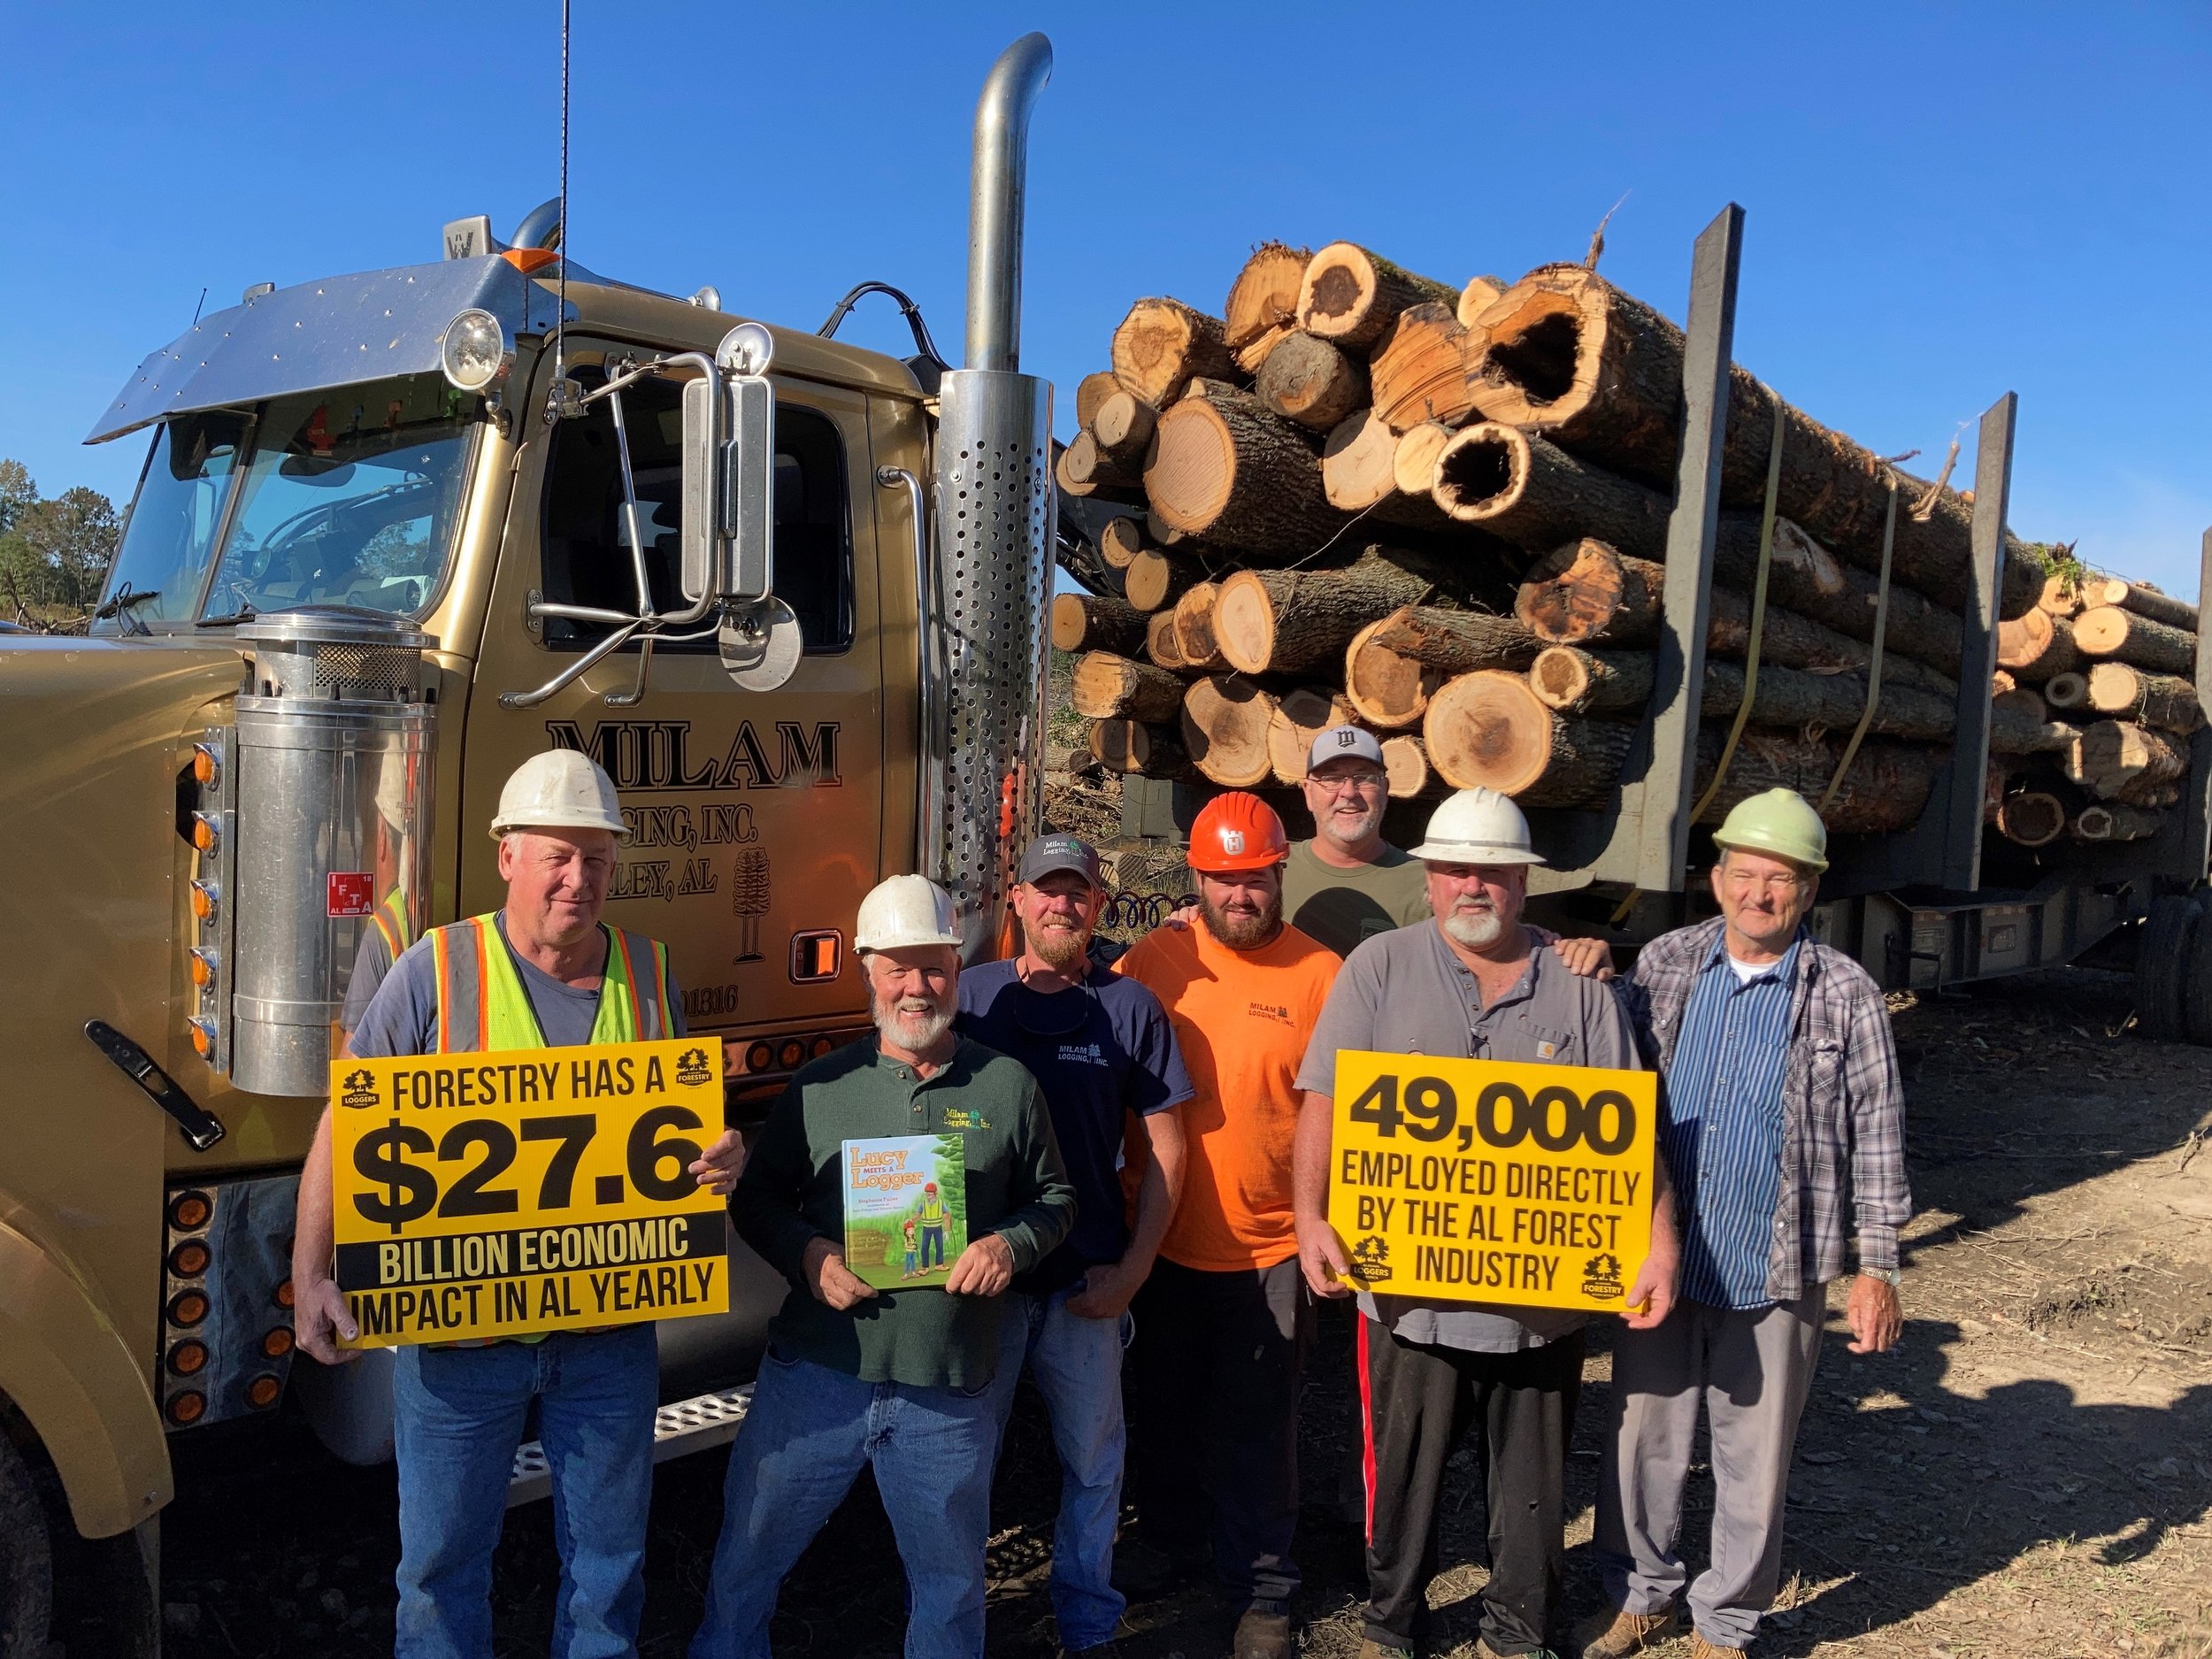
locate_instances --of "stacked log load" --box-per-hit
[1055,242,2204,849]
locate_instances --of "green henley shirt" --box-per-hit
[729,1034,1076,1390]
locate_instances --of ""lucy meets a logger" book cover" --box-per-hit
[841,1134,969,1290]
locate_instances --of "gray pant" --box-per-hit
[1594,1289,1824,1648]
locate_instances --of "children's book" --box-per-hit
[841,1133,968,1290]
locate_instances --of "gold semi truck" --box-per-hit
[0,35,1060,1650]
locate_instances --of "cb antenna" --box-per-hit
[544,0,581,420]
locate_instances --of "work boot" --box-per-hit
[1232,1608,1292,1659]
[1576,1604,1679,1658]
[1477,1642,1563,1659]
[1690,1636,1748,1659]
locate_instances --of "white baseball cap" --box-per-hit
[1307,724,1385,771]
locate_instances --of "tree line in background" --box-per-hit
[1,458,119,618]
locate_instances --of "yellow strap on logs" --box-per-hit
[1820,477,1900,810]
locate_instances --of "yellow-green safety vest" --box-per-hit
[428,912,676,1052]
[368,888,415,963]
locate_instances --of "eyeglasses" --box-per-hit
[1307,770,1386,795]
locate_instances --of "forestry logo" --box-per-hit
[675,1048,715,1088]
[340,1069,380,1110]
[1348,1234,1394,1286]
[1580,1251,1625,1301]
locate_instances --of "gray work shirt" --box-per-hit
[1295,920,1643,1352]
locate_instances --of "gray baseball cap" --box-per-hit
[1018,834,1103,888]
[1307,724,1386,771]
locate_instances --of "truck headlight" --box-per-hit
[440,308,511,393]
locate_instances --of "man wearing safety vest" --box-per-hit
[292,749,735,1658]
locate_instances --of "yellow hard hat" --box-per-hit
[1710,788,1828,873]
[489,750,629,841]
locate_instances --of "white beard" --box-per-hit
[1442,904,1506,949]
[874,995,955,1053]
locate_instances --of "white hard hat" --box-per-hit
[489,750,630,841]
[854,874,963,953]
[1407,787,1547,866]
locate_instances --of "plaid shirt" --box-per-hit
[1621,918,1909,1301]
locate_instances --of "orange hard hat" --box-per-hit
[1187,791,1288,873]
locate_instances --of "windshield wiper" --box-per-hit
[196,603,257,628]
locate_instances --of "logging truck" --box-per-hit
[0,35,1061,1650]
[1053,221,2212,1022]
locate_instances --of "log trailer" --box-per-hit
[1,35,1065,1652]
[1085,211,2212,1011]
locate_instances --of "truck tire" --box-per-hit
[2138,892,2200,1042]
[2178,896,2212,1047]
[0,1432,53,1659]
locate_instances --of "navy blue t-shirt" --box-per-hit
[956,958,1193,1294]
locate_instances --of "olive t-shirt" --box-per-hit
[1279,840,1432,959]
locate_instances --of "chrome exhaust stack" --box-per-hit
[927,33,1055,962]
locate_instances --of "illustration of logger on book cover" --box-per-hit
[841,1133,969,1290]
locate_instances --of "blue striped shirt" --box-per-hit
[1661,934,1801,1310]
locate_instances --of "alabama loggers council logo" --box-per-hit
[340,1069,381,1110]
[1581,1251,1625,1301]
[1347,1234,1394,1286]
[675,1048,715,1087]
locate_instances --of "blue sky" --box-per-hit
[4,4,2208,595]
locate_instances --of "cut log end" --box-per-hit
[1181,676,1281,787]
[1994,792,2067,848]
[1462,273,1601,427]
[1344,618,1440,729]
[1225,243,1312,350]
[1432,423,1525,523]
[1297,242,1459,349]
[1112,297,1236,406]
[1421,670,1556,794]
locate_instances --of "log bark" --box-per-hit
[1298,242,1459,350]
[1527,646,1652,714]
[1691,732,1936,834]
[1990,682,2048,725]
[2112,776,2181,809]
[1231,326,1294,376]
[1215,558,1447,676]
[1996,792,2067,847]
[2071,605,2198,675]
[1996,609,2079,682]
[2082,662,2202,732]
[1266,686,1360,786]
[1701,660,1955,742]
[1052,593,1148,657]
[1145,388,1347,553]
[1145,608,1187,671]
[1704,590,1958,699]
[1254,332,1369,432]
[1458,263,2041,617]
[1515,540,1663,645]
[1091,391,1158,468]
[1423,668,1634,806]
[1372,603,1543,673]
[2073,802,2164,843]
[1433,422,1671,557]
[1343,617,1442,729]
[1099,516,1148,570]
[1075,372,1120,429]
[1225,242,1312,352]
[1370,303,1477,433]
[1070,651,1188,723]
[1988,710,2078,756]
[1455,274,1508,330]
[1088,718,1191,778]
[1171,581,1226,669]
[1381,733,1432,799]
[2078,719,2187,800]
[1321,409,1455,533]
[2078,575,2198,632]
[1056,432,1144,503]
[1713,518,1963,675]
[1112,297,1238,405]
[1181,676,1280,787]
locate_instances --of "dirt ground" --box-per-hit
[142,967,2210,1659]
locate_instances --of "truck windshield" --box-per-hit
[90,411,248,632]
[196,376,478,623]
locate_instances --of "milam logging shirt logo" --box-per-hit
[1056,1041,1107,1068]
[1247,1002,1294,1026]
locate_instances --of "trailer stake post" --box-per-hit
[1635,203,1744,894]
[2176,524,2212,884]
[1940,393,2015,890]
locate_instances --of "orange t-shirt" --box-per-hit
[1116,920,1340,1272]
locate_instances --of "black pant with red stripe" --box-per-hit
[1359,1317,1584,1655]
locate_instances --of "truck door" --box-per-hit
[465,347,882,1048]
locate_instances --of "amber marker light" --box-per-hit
[167,1340,210,1377]
[188,1019,216,1058]
[190,880,219,920]
[167,1291,210,1327]
[166,1391,206,1426]
[192,745,220,785]
[169,1240,211,1278]
[273,1278,295,1310]
[261,1327,295,1359]
[191,814,220,853]
[168,1191,212,1231]
[246,1375,283,1409]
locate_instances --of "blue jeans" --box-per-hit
[392,1325,658,1659]
[690,1350,999,1659]
[985,1286,1130,1650]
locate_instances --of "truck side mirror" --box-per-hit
[679,323,778,607]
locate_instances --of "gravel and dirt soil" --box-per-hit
[132,964,2209,1659]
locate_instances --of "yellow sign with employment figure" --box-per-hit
[1329,1050,1656,1312]
[331,1037,729,1347]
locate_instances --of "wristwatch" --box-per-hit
[1858,1266,1902,1287]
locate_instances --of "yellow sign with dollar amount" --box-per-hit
[330,1038,729,1347]
[1329,1050,1656,1313]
